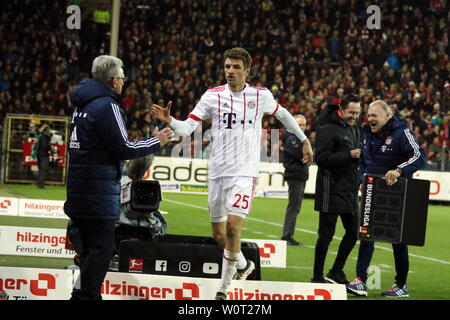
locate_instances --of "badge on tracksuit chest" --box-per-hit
[368,135,395,154]
[380,136,395,153]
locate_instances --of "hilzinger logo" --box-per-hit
[101,281,200,300]
[0,273,56,296]
[0,200,11,209]
[363,177,374,228]
[16,232,66,247]
[226,288,332,300]
[259,243,276,258]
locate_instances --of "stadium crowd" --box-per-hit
[0,0,449,168]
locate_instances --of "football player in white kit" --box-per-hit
[152,47,313,300]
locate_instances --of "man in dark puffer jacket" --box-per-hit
[65,55,173,300]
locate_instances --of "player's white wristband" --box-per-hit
[169,117,199,136]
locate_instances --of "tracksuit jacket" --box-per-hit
[65,78,161,220]
[358,116,426,183]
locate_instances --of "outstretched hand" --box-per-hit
[151,101,173,124]
[384,169,401,186]
[152,126,173,147]
[301,139,314,165]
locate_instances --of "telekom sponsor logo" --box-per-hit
[0,273,56,297]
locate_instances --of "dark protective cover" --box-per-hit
[118,234,261,279]
[358,174,430,246]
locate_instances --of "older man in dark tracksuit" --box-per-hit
[346,100,426,298]
[281,115,309,246]
[65,55,173,300]
[312,95,362,284]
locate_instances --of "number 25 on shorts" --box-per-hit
[233,194,249,209]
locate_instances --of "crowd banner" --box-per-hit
[0,266,347,300]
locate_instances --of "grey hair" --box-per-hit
[294,114,306,121]
[91,55,123,83]
[369,99,392,116]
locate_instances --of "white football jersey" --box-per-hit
[188,83,279,179]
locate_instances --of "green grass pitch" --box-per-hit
[1,183,449,300]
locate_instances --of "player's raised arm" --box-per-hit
[151,101,173,124]
[262,90,313,164]
[275,106,314,165]
[152,100,203,137]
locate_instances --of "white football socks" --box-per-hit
[236,251,247,270]
[218,249,240,294]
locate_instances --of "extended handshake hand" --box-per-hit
[152,127,173,147]
[149,100,174,147]
[151,101,173,124]
[301,139,314,165]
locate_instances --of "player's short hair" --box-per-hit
[340,94,360,110]
[92,55,123,83]
[223,47,252,69]
[369,99,392,116]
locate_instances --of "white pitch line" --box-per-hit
[164,198,450,265]
[286,266,313,270]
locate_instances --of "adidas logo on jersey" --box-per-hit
[69,126,80,149]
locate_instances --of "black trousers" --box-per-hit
[313,211,358,279]
[356,240,409,287]
[37,156,49,187]
[282,179,306,239]
[70,218,115,300]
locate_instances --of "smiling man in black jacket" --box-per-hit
[311,95,361,284]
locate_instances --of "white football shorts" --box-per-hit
[208,176,258,223]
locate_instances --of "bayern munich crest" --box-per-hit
[385,136,393,145]
[247,101,256,109]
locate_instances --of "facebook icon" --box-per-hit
[155,260,167,272]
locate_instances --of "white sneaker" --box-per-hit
[233,260,255,280]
